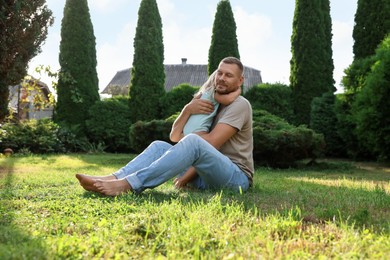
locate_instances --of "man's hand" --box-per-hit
[186,94,214,115]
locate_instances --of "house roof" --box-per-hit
[8,77,51,110]
[101,59,262,95]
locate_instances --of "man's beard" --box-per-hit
[215,82,229,94]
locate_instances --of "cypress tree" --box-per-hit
[290,0,335,125]
[353,0,390,59]
[0,0,53,121]
[55,0,99,129]
[208,0,240,75]
[129,0,165,122]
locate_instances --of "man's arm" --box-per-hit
[201,121,238,150]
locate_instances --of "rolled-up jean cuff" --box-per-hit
[125,175,143,193]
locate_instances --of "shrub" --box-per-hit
[334,93,372,159]
[353,35,390,161]
[310,92,345,157]
[86,96,132,152]
[252,109,324,167]
[56,124,95,153]
[129,117,175,153]
[0,119,64,154]
[244,83,294,123]
[159,84,199,118]
[342,55,376,93]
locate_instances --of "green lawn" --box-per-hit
[0,154,389,259]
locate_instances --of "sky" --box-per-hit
[28,0,358,94]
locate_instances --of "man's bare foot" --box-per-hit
[94,179,132,196]
[75,173,116,192]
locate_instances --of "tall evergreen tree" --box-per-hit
[353,0,390,59]
[55,0,99,129]
[290,0,335,125]
[208,0,240,75]
[0,0,53,121]
[129,0,165,122]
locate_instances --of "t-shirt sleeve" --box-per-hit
[217,98,249,131]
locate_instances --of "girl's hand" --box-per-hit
[173,177,188,189]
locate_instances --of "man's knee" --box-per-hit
[182,133,203,143]
[180,134,210,151]
[149,140,172,150]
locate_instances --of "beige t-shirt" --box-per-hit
[211,96,254,185]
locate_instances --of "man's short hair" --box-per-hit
[221,57,244,75]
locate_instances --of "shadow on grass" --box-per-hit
[0,157,47,259]
[244,163,390,233]
[295,159,390,182]
[63,156,389,235]
[78,159,390,234]
[70,153,136,169]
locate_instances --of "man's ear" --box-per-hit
[239,75,244,86]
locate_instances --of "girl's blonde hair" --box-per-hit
[194,70,217,97]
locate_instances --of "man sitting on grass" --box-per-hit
[76,57,253,196]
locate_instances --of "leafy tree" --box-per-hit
[290,0,335,125]
[342,55,376,93]
[129,0,165,122]
[0,1,53,121]
[353,36,390,161]
[353,0,390,59]
[55,0,100,130]
[208,0,240,75]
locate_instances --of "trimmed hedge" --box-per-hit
[245,83,294,123]
[253,109,325,167]
[129,117,175,153]
[86,96,132,152]
[1,110,324,168]
[159,84,199,119]
[129,110,324,168]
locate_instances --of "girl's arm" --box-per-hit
[170,95,214,143]
[173,167,197,189]
[169,105,191,143]
[214,87,241,105]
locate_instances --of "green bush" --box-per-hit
[253,109,325,167]
[353,35,390,161]
[310,92,345,157]
[56,124,95,153]
[342,56,375,93]
[334,93,375,160]
[159,84,199,119]
[86,96,132,152]
[129,117,175,153]
[244,83,294,123]
[0,119,64,154]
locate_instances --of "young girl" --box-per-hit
[170,70,241,188]
[172,70,241,139]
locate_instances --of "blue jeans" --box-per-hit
[113,134,250,193]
